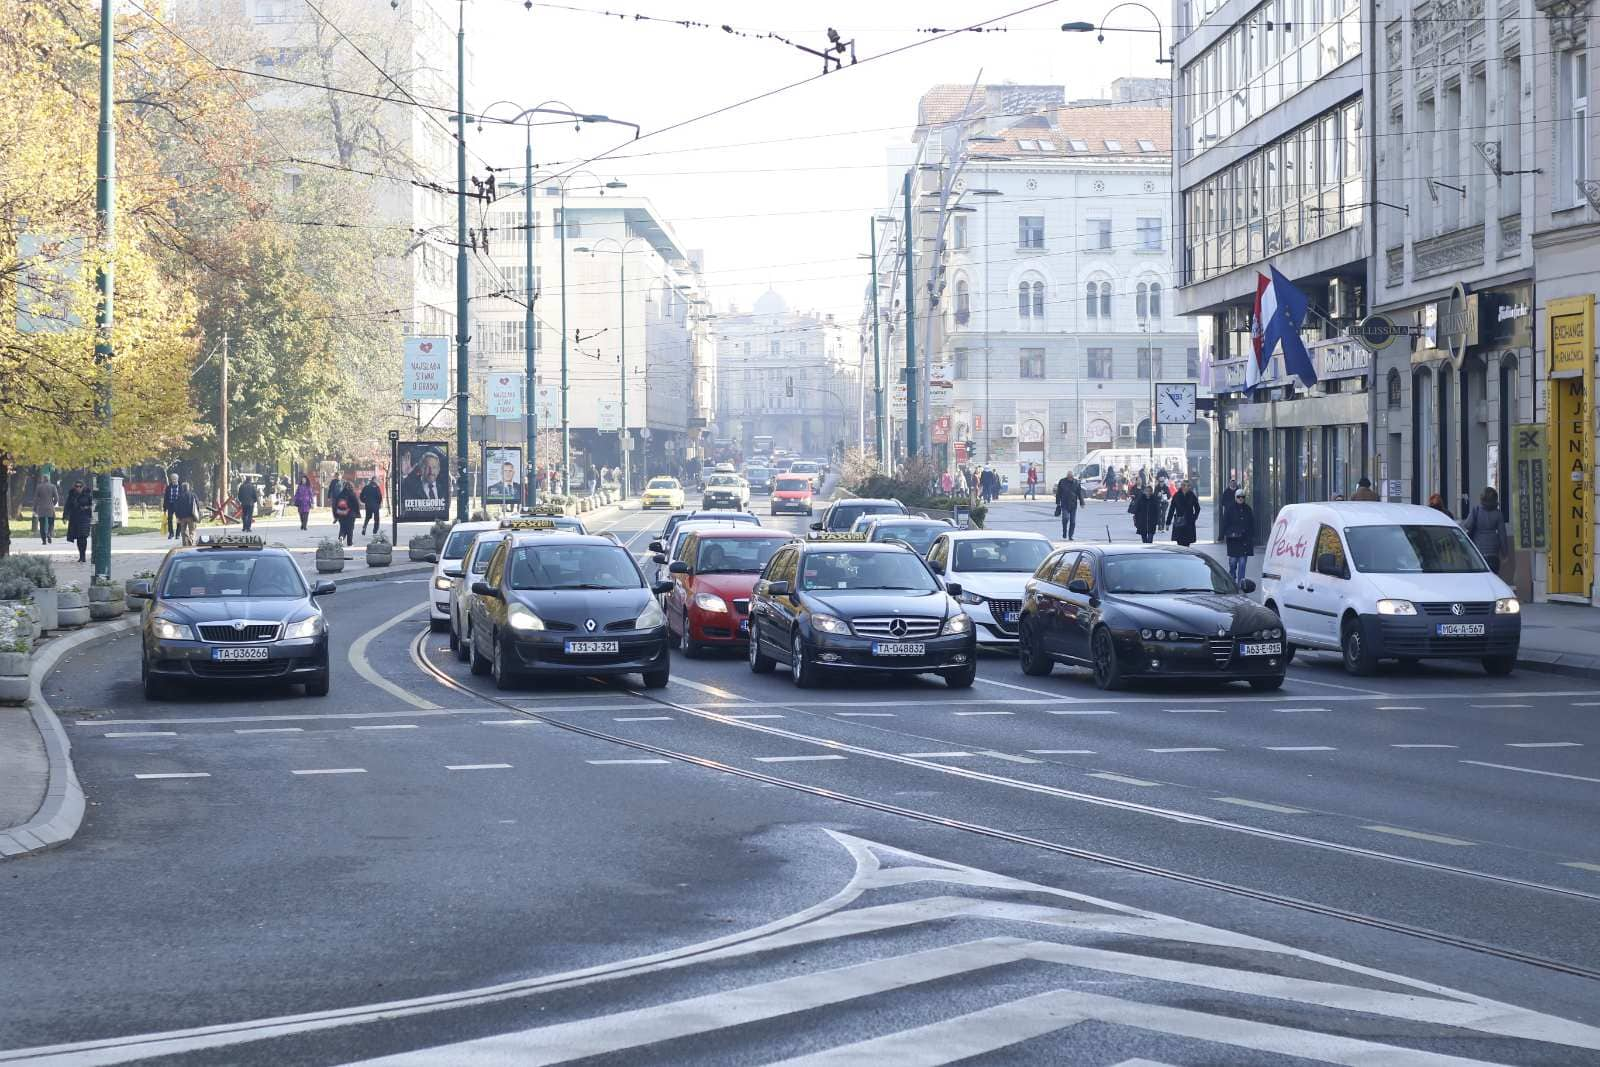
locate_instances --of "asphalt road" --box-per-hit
[3,500,1600,1065]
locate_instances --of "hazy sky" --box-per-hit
[467,0,1166,320]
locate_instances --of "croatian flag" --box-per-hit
[1250,267,1319,389]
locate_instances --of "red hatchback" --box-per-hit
[665,528,800,655]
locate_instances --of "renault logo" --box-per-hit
[585,618,597,632]
[1450,603,1464,616]
[888,618,908,638]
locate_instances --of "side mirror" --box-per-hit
[425,552,439,564]
[809,522,823,532]
[651,553,668,565]
[668,560,690,574]
[1315,553,1341,577]
[1239,578,1257,594]
[471,581,500,598]
[928,559,945,574]
[648,539,665,554]
[1067,578,1092,595]
[767,580,791,597]
[311,580,336,597]
[127,579,153,600]
[652,580,675,596]
[945,581,964,598]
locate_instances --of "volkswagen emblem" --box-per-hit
[1450,603,1464,616]
[888,618,908,638]
[584,618,597,632]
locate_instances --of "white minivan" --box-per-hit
[1257,502,1521,676]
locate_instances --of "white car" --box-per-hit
[448,530,509,660]
[925,529,1055,645]
[1257,501,1521,676]
[429,520,502,627]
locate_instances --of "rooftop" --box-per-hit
[973,107,1172,160]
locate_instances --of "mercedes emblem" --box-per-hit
[889,618,908,638]
[1450,603,1464,616]
[584,618,597,632]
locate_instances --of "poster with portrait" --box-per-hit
[397,441,451,522]
[484,446,523,505]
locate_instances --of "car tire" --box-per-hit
[1091,627,1124,691]
[1340,616,1378,676]
[943,663,977,688]
[1248,675,1285,692]
[141,661,170,701]
[305,669,331,697]
[749,626,776,673]
[455,622,472,663]
[642,666,670,689]
[1018,619,1053,676]
[790,632,820,689]
[448,624,459,653]
[469,629,492,676]
[1482,654,1516,676]
[676,614,700,658]
[492,635,519,691]
[428,616,447,632]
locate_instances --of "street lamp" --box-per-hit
[574,235,651,497]
[1063,3,1171,64]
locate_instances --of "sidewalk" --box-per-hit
[981,497,1600,679]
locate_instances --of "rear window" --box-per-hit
[828,502,904,531]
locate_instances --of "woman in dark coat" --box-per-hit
[1166,480,1202,547]
[332,482,361,546]
[63,480,94,562]
[1131,485,1161,544]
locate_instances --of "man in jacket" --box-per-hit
[236,478,260,532]
[1222,489,1255,585]
[63,480,94,561]
[1131,484,1161,544]
[326,474,345,524]
[162,473,182,539]
[173,482,199,546]
[1053,472,1084,539]
[33,477,59,544]
[359,478,383,534]
[1351,476,1380,501]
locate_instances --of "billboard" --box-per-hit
[597,398,621,432]
[487,373,522,421]
[403,337,450,401]
[484,446,523,505]
[535,385,559,423]
[396,441,451,522]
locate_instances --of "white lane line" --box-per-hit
[1043,709,1116,716]
[1391,743,1458,749]
[104,731,177,738]
[479,719,537,726]
[835,712,896,718]
[235,727,304,734]
[979,750,1043,764]
[134,772,210,780]
[351,601,438,710]
[753,754,848,763]
[1275,706,1328,713]
[1460,760,1600,784]
[1473,703,1532,709]
[902,751,973,759]
[1564,862,1600,873]
[291,768,366,776]
[1164,708,1224,714]
[1027,749,1098,755]
[1362,824,1475,846]
[1267,745,1337,751]
[1507,741,1582,748]
[1212,796,1306,814]
[1574,701,1600,707]
[1377,705,1423,711]
[724,714,785,720]
[974,676,1068,699]
[446,763,512,771]
[1147,747,1224,753]
[587,759,671,765]
[614,716,673,722]
[667,677,744,701]
[1088,772,1160,787]
[1288,675,1389,695]
[954,711,1013,717]
[352,724,419,731]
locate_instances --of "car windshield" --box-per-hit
[695,536,794,574]
[442,529,480,560]
[791,462,819,474]
[1344,524,1486,574]
[162,554,306,598]
[469,535,507,573]
[870,524,945,553]
[647,478,677,490]
[707,474,741,487]
[509,545,641,590]
[746,467,771,479]
[831,503,901,531]
[1102,553,1237,595]
[799,551,937,592]
[952,537,1052,573]
[776,477,810,492]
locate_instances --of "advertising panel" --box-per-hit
[1546,295,1594,598]
[484,446,523,505]
[396,441,451,522]
[403,337,451,402]
[487,374,523,421]
[1511,425,1547,552]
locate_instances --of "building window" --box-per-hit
[952,214,968,249]
[1032,281,1044,317]
[770,341,780,356]
[1085,282,1099,319]
[953,348,969,378]
[1562,49,1590,204]
[1386,368,1402,409]
[1020,349,1045,378]
[1019,215,1045,249]
[1018,283,1031,317]
[1187,346,1200,378]
[1092,218,1112,249]
[1137,347,1161,378]
[1149,282,1161,318]
[1137,282,1149,319]
[1087,348,1114,379]
[954,279,970,323]
[1137,217,1163,250]
[1099,282,1112,319]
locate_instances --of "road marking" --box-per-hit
[446,763,512,771]
[902,751,972,759]
[834,712,896,717]
[1573,701,1600,707]
[291,768,366,776]
[480,719,537,726]
[1148,747,1224,753]
[1473,703,1532,709]
[953,711,1012,716]
[352,724,418,731]
[1377,706,1423,711]
[1460,760,1600,784]
[351,602,439,710]
[235,727,303,734]
[1043,708,1116,715]
[133,772,210,780]
[1362,825,1475,846]
[1088,772,1160,786]
[1276,706,1327,713]
[1564,862,1600,873]
[978,750,1043,764]
[614,716,673,722]
[1027,749,1098,755]
[974,676,1066,699]
[1392,743,1458,749]
[1267,745,1337,751]
[1507,741,1581,748]
[1164,707,1224,714]
[724,714,785,720]
[587,758,671,765]
[104,731,176,738]
[1212,797,1306,814]
[753,754,847,763]
[668,677,743,700]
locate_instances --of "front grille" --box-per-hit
[986,599,1022,633]
[1418,601,1492,616]
[732,598,750,614]
[198,623,281,643]
[192,660,292,678]
[541,620,578,632]
[851,616,942,640]
[1208,637,1234,668]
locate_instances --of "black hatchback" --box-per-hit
[1017,544,1288,690]
[132,535,335,699]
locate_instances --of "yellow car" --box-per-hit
[641,476,686,510]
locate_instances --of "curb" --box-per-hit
[1512,652,1600,682]
[0,560,432,861]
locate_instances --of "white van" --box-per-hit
[1257,502,1521,676]
[1075,448,1186,494]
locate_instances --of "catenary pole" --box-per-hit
[91,0,115,578]
[902,171,917,458]
[524,126,538,508]
[869,220,885,462]
[453,3,470,523]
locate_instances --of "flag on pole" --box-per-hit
[1247,268,1319,390]
[1246,273,1271,390]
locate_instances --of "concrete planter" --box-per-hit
[88,584,123,605]
[89,600,121,621]
[0,653,30,705]
[32,587,58,632]
[57,589,89,629]
[365,542,393,567]
[408,537,435,562]
[314,550,346,574]
[3,603,34,649]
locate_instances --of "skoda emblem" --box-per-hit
[233,621,245,631]
[1450,603,1464,616]
[888,618,908,638]
[584,618,597,632]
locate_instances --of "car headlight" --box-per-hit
[811,613,851,635]
[1376,599,1417,616]
[955,590,985,605]
[1262,627,1283,639]
[942,613,972,635]
[433,575,455,591]
[636,600,666,629]
[508,605,546,632]
[283,615,323,639]
[693,592,729,613]
[151,618,193,641]
[1495,597,1520,615]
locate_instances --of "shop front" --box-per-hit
[1544,295,1594,603]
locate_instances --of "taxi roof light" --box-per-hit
[499,518,558,531]
[812,532,869,542]
[195,533,266,549]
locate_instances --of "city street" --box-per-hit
[3,500,1600,1065]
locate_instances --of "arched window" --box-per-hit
[1386,368,1402,409]
[1031,281,1044,317]
[1018,283,1031,317]
[1136,282,1149,319]
[1149,283,1161,319]
[1085,282,1098,319]
[1099,282,1112,319]
[954,279,970,323]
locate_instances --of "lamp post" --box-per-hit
[1062,4,1172,65]
[573,234,648,497]
[92,0,114,578]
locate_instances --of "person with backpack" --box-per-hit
[332,478,360,546]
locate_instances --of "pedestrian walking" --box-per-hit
[1427,492,1450,516]
[332,481,360,546]
[162,472,182,539]
[62,480,93,561]
[1025,464,1039,501]
[292,477,315,531]
[1463,487,1511,575]
[1222,489,1255,585]
[360,477,383,534]
[1350,475,1379,501]
[236,477,260,532]
[1153,472,1171,531]
[172,481,199,545]
[1167,480,1201,547]
[326,474,345,525]
[939,470,953,495]
[32,476,59,544]
[1053,471,1085,540]
[1131,484,1161,544]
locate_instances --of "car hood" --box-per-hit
[158,598,310,625]
[804,589,954,620]
[1347,570,1514,602]
[512,587,654,629]
[948,572,1030,600]
[1104,592,1279,636]
[690,572,761,601]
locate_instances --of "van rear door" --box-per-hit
[1263,511,1320,645]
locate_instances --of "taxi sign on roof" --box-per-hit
[528,505,566,517]
[500,518,557,530]
[195,533,265,549]
[810,532,869,542]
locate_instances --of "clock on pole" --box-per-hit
[1155,382,1197,425]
